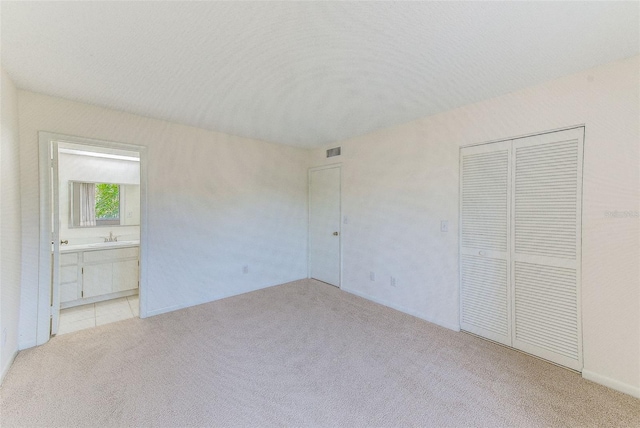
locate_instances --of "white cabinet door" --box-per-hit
[459,141,512,346]
[60,282,80,303]
[60,265,80,303]
[81,247,139,299]
[83,263,113,298]
[112,260,138,292]
[60,266,78,283]
[511,128,583,371]
[59,254,80,303]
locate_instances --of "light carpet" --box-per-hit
[1,279,638,427]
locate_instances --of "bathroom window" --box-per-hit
[70,181,139,228]
[95,183,120,226]
[70,181,121,227]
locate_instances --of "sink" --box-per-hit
[61,240,140,252]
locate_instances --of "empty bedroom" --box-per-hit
[0,1,639,427]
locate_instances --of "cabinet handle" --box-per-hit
[479,251,486,256]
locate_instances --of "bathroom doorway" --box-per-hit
[37,132,148,343]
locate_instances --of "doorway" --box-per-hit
[308,164,341,287]
[37,132,148,344]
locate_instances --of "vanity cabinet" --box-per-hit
[83,263,114,298]
[82,247,139,298]
[112,260,139,292]
[60,253,81,302]
[60,245,139,306]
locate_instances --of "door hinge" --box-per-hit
[50,306,54,318]
[81,290,84,298]
[82,267,84,274]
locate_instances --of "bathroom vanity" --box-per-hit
[60,241,139,308]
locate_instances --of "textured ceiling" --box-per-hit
[2,2,638,148]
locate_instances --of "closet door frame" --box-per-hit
[459,124,585,370]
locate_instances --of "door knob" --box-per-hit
[61,240,68,245]
[333,232,339,236]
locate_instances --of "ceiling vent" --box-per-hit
[326,147,341,158]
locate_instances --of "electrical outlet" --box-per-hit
[369,271,375,281]
[441,220,449,232]
[390,276,396,287]
[242,265,249,274]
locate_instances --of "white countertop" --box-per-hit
[60,240,140,253]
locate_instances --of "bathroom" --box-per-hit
[55,142,141,334]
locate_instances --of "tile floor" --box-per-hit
[57,295,139,335]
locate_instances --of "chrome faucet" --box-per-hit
[103,231,118,242]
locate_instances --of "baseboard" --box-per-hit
[0,350,19,385]
[145,302,190,317]
[341,286,461,332]
[145,277,307,318]
[19,339,37,351]
[61,289,138,309]
[582,369,640,399]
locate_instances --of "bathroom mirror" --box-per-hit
[69,181,140,228]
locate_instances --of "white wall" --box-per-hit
[1,68,22,383]
[309,56,640,397]
[58,152,140,245]
[12,56,639,397]
[18,91,309,348]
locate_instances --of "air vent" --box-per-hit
[326,147,341,158]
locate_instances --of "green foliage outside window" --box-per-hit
[95,183,120,220]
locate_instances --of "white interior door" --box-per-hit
[511,128,583,371]
[309,165,341,287]
[459,141,512,346]
[51,142,61,335]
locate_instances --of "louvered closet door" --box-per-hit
[460,141,512,346]
[511,128,583,371]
